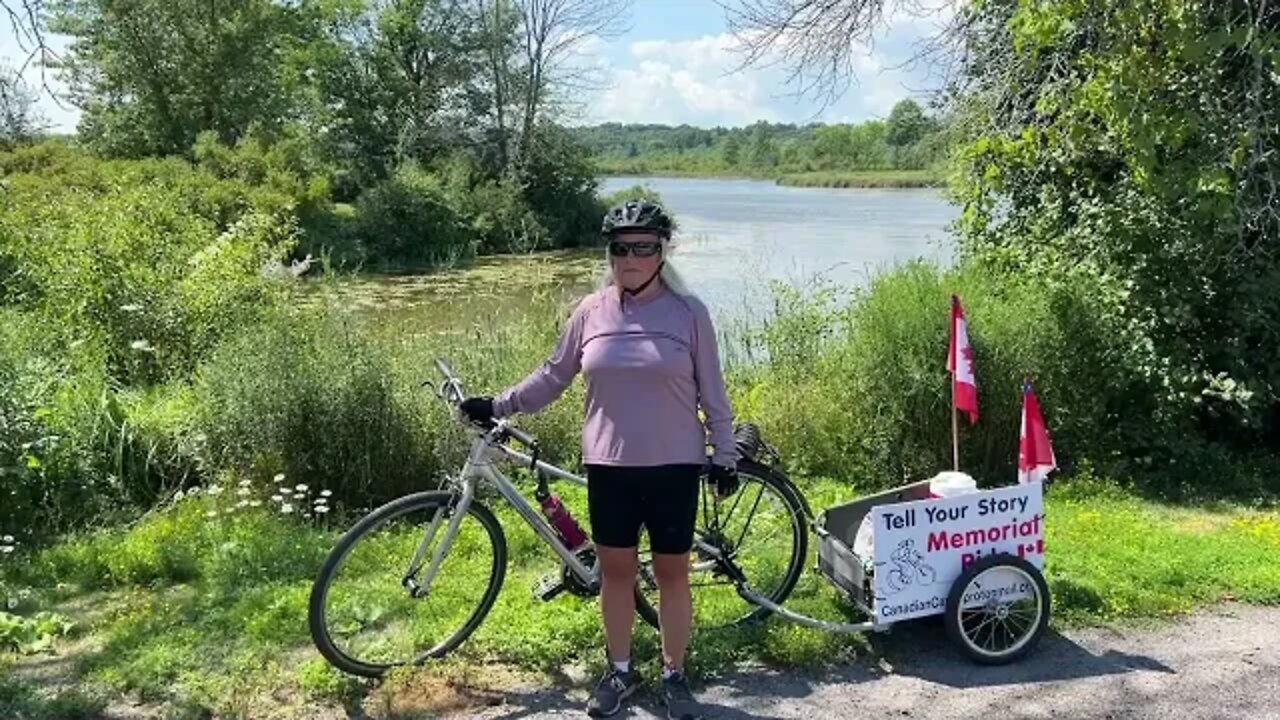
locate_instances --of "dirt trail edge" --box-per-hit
[462,603,1280,720]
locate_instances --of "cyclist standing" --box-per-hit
[459,199,739,719]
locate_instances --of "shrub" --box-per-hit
[0,145,297,385]
[193,306,434,505]
[729,261,1159,491]
[354,163,475,269]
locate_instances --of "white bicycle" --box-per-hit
[307,358,811,678]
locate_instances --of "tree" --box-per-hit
[885,98,927,147]
[49,0,308,156]
[0,63,45,148]
[749,120,777,167]
[953,0,1280,451]
[723,0,960,108]
[721,133,741,166]
[506,0,631,171]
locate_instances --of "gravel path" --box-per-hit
[460,604,1280,720]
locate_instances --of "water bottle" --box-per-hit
[539,493,589,551]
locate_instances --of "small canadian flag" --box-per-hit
[1018,380,1057,484]
[947,295,978,425]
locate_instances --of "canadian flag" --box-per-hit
[947,295,978,424]
[1018,380,1057,484]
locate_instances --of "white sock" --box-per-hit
[662,666,680,680]
[612,658,630,673]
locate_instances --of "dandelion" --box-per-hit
[320,490,332,498]
[295,484,309,493]
[280,503,295,514]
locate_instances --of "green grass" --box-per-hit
[775,170,942,188]
[2,474,1278,717]
[1045,477,1280,623]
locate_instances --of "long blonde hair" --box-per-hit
[598,236,693,296]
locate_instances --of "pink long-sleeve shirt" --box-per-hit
[492,285,738,468]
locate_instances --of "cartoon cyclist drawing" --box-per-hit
[886,539,938,593]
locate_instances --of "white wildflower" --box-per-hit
[270,495,283,503]
[249,500,263,508]
[314,505,330,514]
[205,511,218,518]
[207,486,224,496]
[236,488,251,497]
[280,503,295,514]
[273,473,286,483]
[239,479,252,488]
[320,490,332,498]
[1,546,14,554]
[129,339,154,352]
[174,490,185,501]
[2,535,12,543]
[295,484,308,493]
[120,303,143,312]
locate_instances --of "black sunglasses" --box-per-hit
[608,240,663,258]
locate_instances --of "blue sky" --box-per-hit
[2,1,951,134]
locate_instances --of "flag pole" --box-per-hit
[951,384,960,471]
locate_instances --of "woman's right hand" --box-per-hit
[459,396,495,426]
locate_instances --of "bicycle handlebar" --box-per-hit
[431,356,538,449]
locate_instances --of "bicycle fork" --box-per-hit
[401,472,477,599]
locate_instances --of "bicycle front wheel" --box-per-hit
[308,491,507,678]
[635,458,809,629]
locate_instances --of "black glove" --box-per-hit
[459,396,495,426]
[707,464,739,497]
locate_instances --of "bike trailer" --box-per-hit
[815,478,1052,664]
[816,479,931,613]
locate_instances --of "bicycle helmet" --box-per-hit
[601,199,673,239]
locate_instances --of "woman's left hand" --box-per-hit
[707,464,739,497]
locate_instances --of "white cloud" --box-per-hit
[581,23,937,128]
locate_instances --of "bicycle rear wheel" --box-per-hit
[634,458,809,629]
[308,491,507,678]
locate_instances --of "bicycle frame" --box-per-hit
[410,425,742,599]
[410,358,744,610]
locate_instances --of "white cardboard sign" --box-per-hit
[871,482,1045,623]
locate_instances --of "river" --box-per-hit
[599,176,957,320]
[315,177,958,329]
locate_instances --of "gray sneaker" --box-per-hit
[661,671,702,720]
[587,666,642,718]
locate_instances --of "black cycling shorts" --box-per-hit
[586,464,702,555]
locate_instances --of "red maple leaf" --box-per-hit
[960,345,975,366]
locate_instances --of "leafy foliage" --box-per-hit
[950,0,1280,475]
[575,100,950,175]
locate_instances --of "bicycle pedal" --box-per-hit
[532,573,565,601]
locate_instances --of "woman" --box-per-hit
[459,199,739,720]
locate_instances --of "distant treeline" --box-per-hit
[572,99,949,177]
